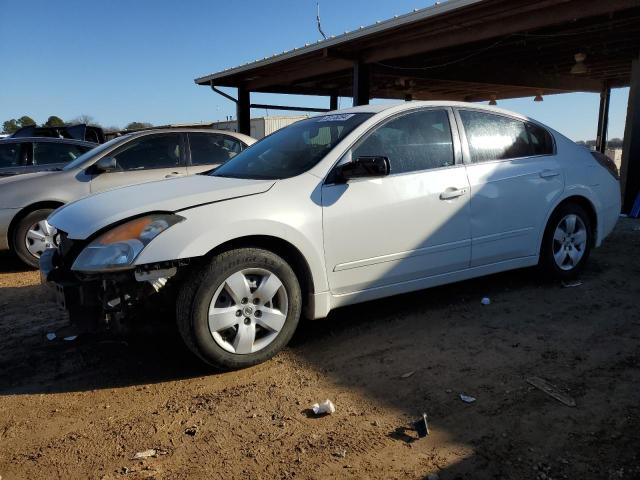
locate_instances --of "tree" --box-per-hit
[125,122,153,131]
[44,115,65,127]
[2,119,19,134]
[17,116,36,128]
[68,114,101,127]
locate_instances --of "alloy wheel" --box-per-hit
[552,214,587,271]
[208,268,288,354]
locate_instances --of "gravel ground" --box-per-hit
[0,218,639,479]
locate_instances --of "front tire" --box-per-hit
[176,248,302,370]
[539,203,592,280]
[13,208,56,269]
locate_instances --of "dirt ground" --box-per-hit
[1,219,639,480]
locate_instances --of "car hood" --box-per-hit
[49,175,276,239]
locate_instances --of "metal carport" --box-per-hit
[195,0,640,212]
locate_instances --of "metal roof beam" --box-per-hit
[363,0,639,64]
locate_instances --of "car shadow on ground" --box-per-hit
[0,251,34,274]
[0,262,542,396]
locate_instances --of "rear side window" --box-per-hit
[527,122,554,155]
[188,133,243,166]
[459,110,532,163]
[352,109,454,174]
[111,134,182,171]
[33,142,92,165]
[0,143,23,167]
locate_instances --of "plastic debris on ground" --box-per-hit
[561,280,583,288]
[400,371,415,379]
[46,333,56,341]
[311,399,336,415]
[460,393,477,403]
[413,413,430,438]
[63,335,78,341]
[526,376,576,407]
[481,297,491,305]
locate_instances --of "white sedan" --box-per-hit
[42,102,620,370]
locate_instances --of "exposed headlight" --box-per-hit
[72,214,184,272]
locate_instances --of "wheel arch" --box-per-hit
[539,194,598,255]
[7,201,65,250]
[203,235,316,303]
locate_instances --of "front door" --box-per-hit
[322,108,471,295]
[456,109,564,266]
[90,133,187,193]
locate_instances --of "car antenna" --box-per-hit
[316,2,327,40]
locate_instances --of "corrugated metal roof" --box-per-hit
[193,0,484,85]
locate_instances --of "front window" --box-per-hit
[212,113,373,180]
[111,134,182,171]
[352,109,454,174]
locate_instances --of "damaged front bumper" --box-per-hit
[40,245,183,334]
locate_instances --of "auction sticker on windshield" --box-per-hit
[318,114,355,122]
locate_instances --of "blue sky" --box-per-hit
[0,0,629,141]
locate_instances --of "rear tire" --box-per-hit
[12,208,55,269]
[539,203,592,280]
[176,248,302,370]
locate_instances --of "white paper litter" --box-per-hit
[63,335,78,341]
[460,393,477,403]
[311,399,336,415]
[481,297,491,305]
[46,333,56,341]
[561,281,583,288]
[133,449,157,459]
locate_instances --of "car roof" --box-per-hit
[332,100,531,122]
[120,128,256,145]
[0,137,97,146]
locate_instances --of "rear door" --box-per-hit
[322,108,471,295]
[186,132,245,174]
[456,109,563,266]
[89,133,188,193]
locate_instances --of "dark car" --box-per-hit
[0,137,96,177]
[11,123,106,144]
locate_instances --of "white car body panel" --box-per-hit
[47,102,621,320]
[465,156,564,266]
[321,165,471,294]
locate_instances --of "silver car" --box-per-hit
[0,128,255,267]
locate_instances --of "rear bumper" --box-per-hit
[0,208,18,250]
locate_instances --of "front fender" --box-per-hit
[134,193,329,294]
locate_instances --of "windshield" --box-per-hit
[212,113,373,180]
[62,135,130,171]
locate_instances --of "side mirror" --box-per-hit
[337,156,390,182]
[93,156,117,173]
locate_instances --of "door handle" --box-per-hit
[164,172,184,178]
[439,187,467,200]
[539,169,560,179]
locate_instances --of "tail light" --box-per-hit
[590,151,619,180]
